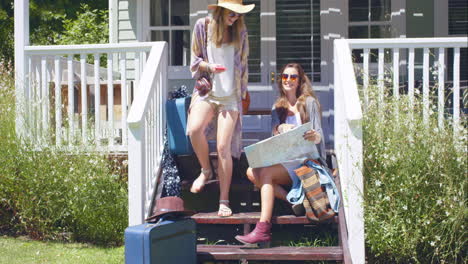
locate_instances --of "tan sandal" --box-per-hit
[190,168,212,193]
[218,200,232,217]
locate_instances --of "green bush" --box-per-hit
[363,88,467,263]
[0,71,127,246]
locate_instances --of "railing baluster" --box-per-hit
[27,56,33,140]
[121,53,128,146]
[423,48,430,124]
[41,56,48,141]
[408,48,415,107]
[453,47,460,134]
[54,56,62,145]
[80,54,88,143]
[94,53,101,146]
[135,52,141,92]
[393,48,399,99]
[107,53,114,146]
[34,57,40,142]
[363,48,369,107]
[437,48,445,129]
[68,54,74,144]
[378,48,384,105]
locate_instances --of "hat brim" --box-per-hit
[145,210,196,222]
[208,3,255,14]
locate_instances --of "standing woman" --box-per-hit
[235,63,331,247]
[187,0,254,217]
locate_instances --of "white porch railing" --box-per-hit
[127,42,168,226]
[19,43,156,151]
[334,37,468,264]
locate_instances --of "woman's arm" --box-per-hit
[190,18,210,78]
[271,108,281,135]
[240,30,249,100]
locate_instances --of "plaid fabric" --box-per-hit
[294,164,335,222]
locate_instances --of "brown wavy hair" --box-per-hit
[210,7,245,49]
[274,63,320,124]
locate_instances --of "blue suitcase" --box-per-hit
[124,218,197,264]
[166,97,194,155]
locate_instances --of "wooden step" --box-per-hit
[197,245,343,261]
[192,212,337,225]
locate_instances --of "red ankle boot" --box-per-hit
[235,221,272,248]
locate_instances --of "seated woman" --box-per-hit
[235,63,326,247]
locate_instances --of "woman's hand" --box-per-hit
[303,129,321,144]
[209,63,226,74]
[277,124,296,134]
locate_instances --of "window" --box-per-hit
[348,0,392,62]
[449,0,468,35]
[349,0,392,38]
[275,0,321,82]
[242,0,321,84]
[150,0,190,66]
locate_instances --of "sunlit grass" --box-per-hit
[0,236,124,264]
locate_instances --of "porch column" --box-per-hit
[14,0,30,138]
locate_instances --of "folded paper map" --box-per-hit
[244,122,320,168]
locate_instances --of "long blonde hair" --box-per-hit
[274,63,320,124]
[210,7,245,49]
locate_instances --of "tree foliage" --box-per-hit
[0,0,108,69]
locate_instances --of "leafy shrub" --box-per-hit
[0,70,127,246]
[363,88,467,263]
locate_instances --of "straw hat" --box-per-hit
[208,0,255,14]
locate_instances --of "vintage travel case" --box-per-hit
[124,218,197,264]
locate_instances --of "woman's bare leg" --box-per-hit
[246,168,288,201]
[216,110,239,216]
[187,101,215,193]
[247,165,291,222]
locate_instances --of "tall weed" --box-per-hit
[363,88,467,263]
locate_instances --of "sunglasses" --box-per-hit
[281,74,299,82]
[228,11,242,18]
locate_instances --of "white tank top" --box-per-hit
[207,42,235,97]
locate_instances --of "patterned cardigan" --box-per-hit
[189,16,250,159]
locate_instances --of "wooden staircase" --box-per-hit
[175,155,351,263]
[160,110,352,263]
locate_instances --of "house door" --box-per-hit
[244,0,320,110]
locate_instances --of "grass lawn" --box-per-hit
[0,236,124,264]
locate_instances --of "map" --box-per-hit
[244,122,320,168]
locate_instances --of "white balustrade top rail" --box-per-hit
[334,37,467,264]
[20,42,159,152]
[127,42,168,226]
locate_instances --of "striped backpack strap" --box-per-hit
[294,164,335,222]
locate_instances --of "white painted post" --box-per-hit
[423,48,430,124]
[334,39,365,264]
[107,54,114,146]
[14,0,30,140]
[363,48,369,108]
[453,48,460,135]
[121,53,128,146]
[94,53,101,145]
[81,54,88,143]
[408,48,415,107]
[378,48,384,105]
[128,124,146,226]
[437,48,445,129]
[68,54,75,144]
[41,57,48,139]
[54,56,62,145]
[393,48,399,99]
